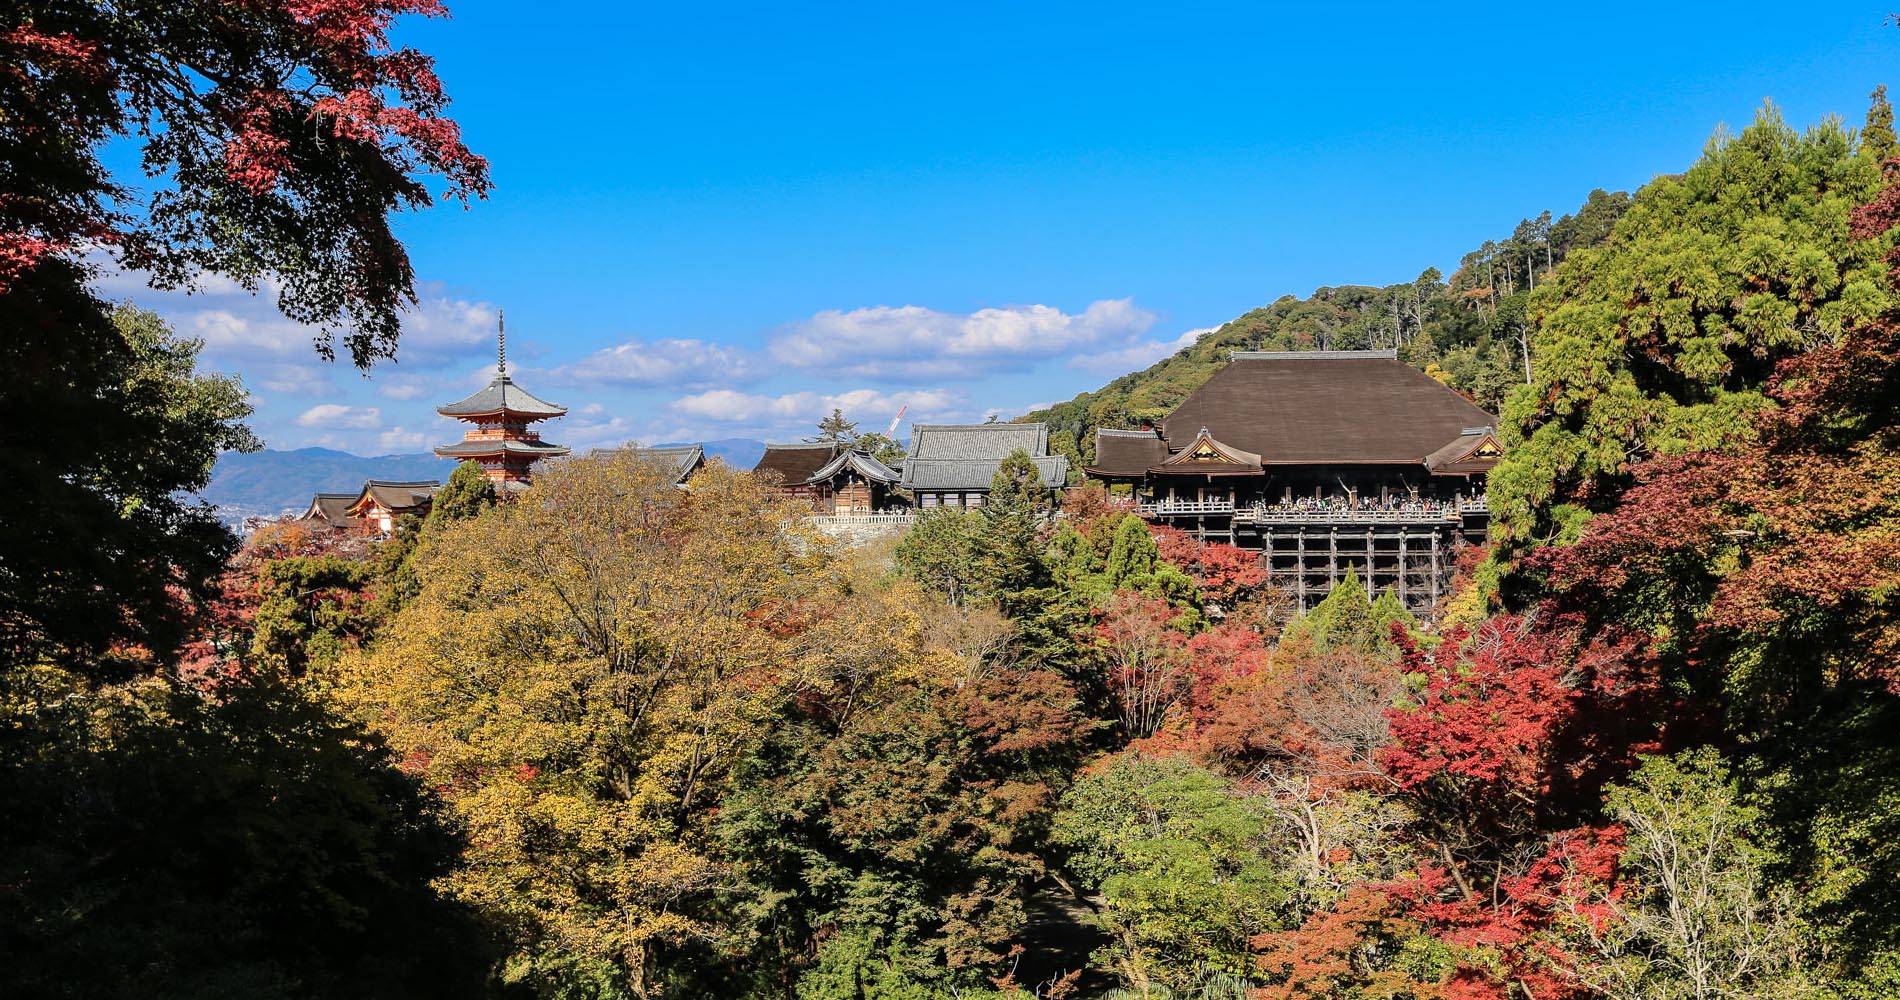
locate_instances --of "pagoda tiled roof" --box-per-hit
[437,374,566,418]
[435,438,572,458]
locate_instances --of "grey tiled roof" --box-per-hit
[437,375,566,417]
[899,422,1066,491]
[907,422,1049,461]
[633,445,706,483]
[580,445,708,484]
[900,456,1069,491]
[809,448,901,485]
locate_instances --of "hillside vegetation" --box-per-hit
[1026,192,1633,472]
[9,9,1900,997]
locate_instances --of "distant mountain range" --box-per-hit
[200,439,770,524]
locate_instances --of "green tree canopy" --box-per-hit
[1,301,258,674]
[1277,568,1415,656]
[1489,103,1896,585]
[809,407,859,445]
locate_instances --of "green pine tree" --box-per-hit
[1866,85,1899,165]
[809,408,859,446]
[1103,515,1158,586]
[1280,567,1414,655]
[978,449,1051,602]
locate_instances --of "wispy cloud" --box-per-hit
[768,298,1157,378]
[551,337,757,389]
[377,426,431,453]
[671,387,963,429]
[296,404,383,429]
[1069,325,1215,375]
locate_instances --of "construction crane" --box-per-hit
[883,404,907,440]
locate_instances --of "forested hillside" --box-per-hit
[10,6,1900,999]
[1027,189,1631,472]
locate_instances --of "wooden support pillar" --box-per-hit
[1329,526,1339,589]
[1429,528,1442,610]
[1398,528,1409,607]
[1366,527,1375,598]
[1297,530,1307,607]
[1264,527,1274,587]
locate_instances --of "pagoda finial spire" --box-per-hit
[497,309,507,378]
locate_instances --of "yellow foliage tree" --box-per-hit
[335,452,827,996]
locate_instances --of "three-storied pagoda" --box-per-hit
[435,315,570,487]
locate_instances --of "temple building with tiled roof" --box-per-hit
[584,444,708,486]
[753,443,904,514]
[297,492,361,530]
[1083,350,1501,617]
[344,480,439,534]
[898,423,1068,508]
[435,314,570,487]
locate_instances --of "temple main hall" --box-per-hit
[1083,349,1501,616]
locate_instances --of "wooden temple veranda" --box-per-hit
[1084,350,1501,616]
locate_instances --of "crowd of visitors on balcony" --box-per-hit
[1132,491,1485,517]
[1254,492,1467,515]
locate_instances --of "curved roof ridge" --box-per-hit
[810,448,900,485]
[1227,349,1400,361]
[437,375,567,418]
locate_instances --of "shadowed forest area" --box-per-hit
[7,4,1900,1000]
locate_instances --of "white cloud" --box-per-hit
[95,257,500,373]
[768,298,1157,378]
[377,426,431,453]
[554,337,757,389]
[1069,325,1216,375]
[561,414,645,451]
[187,307,313,358]
[391,294,499,367]
[297,404,383,429]
[252,362,334,396]
[671,387,963,427]
[374,377,434,401]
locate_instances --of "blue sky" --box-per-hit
[121,2,1900,454]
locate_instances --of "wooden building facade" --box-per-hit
[1084,350,1500,617]
[340,480,439,534]
[753,443,904,514]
